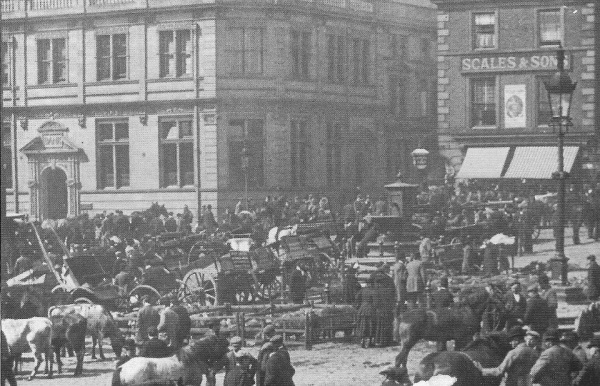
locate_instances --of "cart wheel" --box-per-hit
[182,268,218,306]
[128,285,162,306]
[531,225,540,240]
[256,277,283,302]
[188,242,207,264]
[73,297,94,304]
[450,237,462,245]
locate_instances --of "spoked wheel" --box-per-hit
[128,285,162,306]
[182,268,218,306]
[255,277,283,302]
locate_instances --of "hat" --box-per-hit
[269,334,283,345]
[262,325,276,336]
[527,284,538,293]
[588,336,600,348]
[147,326,158,336]
[543,329,560,342]
[123,339,136,350]
[560,331,579,343]
[230,336,242,346]
[587,255,596,261]
[508,326,526,340]
[525,330,540,338]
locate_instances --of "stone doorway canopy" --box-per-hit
[20,120,86,221]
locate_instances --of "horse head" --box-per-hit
[183,335,229,367]
[104,318,124,358]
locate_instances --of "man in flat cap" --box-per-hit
[530,329,583,386]
[573,336,600,386]
[264,335,295,386]
[256,325,277,386]
[587,255,600,301]
[523,284,549,334]
[139,326,170,358]
[136,295,160,343]
[504,280,527,330]
[224,336,257,386]
[475,326,539,386]
[524,330,542,353]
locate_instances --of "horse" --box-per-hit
[114,334,229,386]
[49,311,87,375]
[575,301,600,340]
[48,303,124,360]
[414,332,512,386]
[394,286,495,367]
[1,317,54,380]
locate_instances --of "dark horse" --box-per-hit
[394,286,495,367]
[414,332,512,386]
[576,301,600,340]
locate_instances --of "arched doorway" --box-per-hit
[40,167,68,220]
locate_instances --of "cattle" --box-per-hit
[1,317,54,380]
[49,311,87,375]
[48,303,124,360]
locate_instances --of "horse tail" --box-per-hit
[111,367,123,386]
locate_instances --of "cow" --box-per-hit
[49,311,87,375]
[48,303,124,360]
[1,317,54,380]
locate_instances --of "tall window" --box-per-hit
[352,38,370,84]
[2,122,12,189]
[472,13,496,49]
[389,76,407,117]
[97,33,127,81]
[389,34,408,59]
[159,30,192,78]
[2,41,12,87]
[420,37,430,58]
[37,38,67,84]
[226,27,264,75]
[471,78,496,126]
[97,120,129,189]
[290,120,308,187]
[419,79,429,117]
[228,119,264,187]
[326,122,342,185]
[160,118,194,187]
[537,77,552,126]
[327,34,346,83]
[538,9,562,47]
[291,30,311,79]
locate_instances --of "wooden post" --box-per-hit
[235,312,241,337]
[240,312,246,346]
[305,311,312,350]
[280,265,286,305]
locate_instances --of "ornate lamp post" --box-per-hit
[543,46,577,285]
[411,147,430,189]
[241,145,250,210]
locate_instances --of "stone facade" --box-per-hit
[432,0,599,179]
[1,0,437,220]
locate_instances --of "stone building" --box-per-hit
[432,0,599,183]
[1,0,436,220]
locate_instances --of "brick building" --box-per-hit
[432,0,599,184]
[1,0,436,220]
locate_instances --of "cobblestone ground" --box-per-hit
[12,229,599,386]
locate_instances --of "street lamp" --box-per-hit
[411,147,430,189]
[241,145,250,210]
[543,46,577,285]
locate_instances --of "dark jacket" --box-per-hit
[588,261,600,300]
[523,294,549,333]
[432,288,454,308]
[139,337,170,358]
[223,351,258,386]
[530,344,583,386]
[504,291,527,322]
[264,347,295,386]
[170,305,191,344]
[136,304,161,342]
[289,269,308,303]
[405,260,426,293]
[573,354,600,386]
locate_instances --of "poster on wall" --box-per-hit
[504,84,526,128]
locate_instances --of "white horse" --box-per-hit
[114,335,228,386]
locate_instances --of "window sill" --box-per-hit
[26,83,77,89]
[85,80,138,86]
[471,125,497,130]
[148,77,197,83]
[472,47,498,51]
[160,185,196,190]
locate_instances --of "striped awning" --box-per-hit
[456,147,510,179]
[503,146,579,179]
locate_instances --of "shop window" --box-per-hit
[2,122,12,188]
[37,38,67,84]
[159,30,192,78]
[97,120,130,189]
[326,122,342,186]
[97,33,128,81]
[537,77,553,126]
[538,9,562,47]
[225,27,264,75]
[352,38,370,85]
[471,78,496,127]
[290,120,308,187]
[472,13,496,49]
[291,30,311,79]
[160,117,194,187]
[228,119,264,187]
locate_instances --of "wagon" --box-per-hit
[277,235,336,286]
[180,244,282,306]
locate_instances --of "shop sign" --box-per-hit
[461,51,571,73]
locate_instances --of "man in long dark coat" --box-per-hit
[587,255,600,301]
[504,281,527,330]
[136,296,160,343]
[289,264,309,304]
[405,254,426,309]
[264,335,295,386]
[523,285,549,334]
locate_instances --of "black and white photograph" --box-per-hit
[1,0,599,385]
